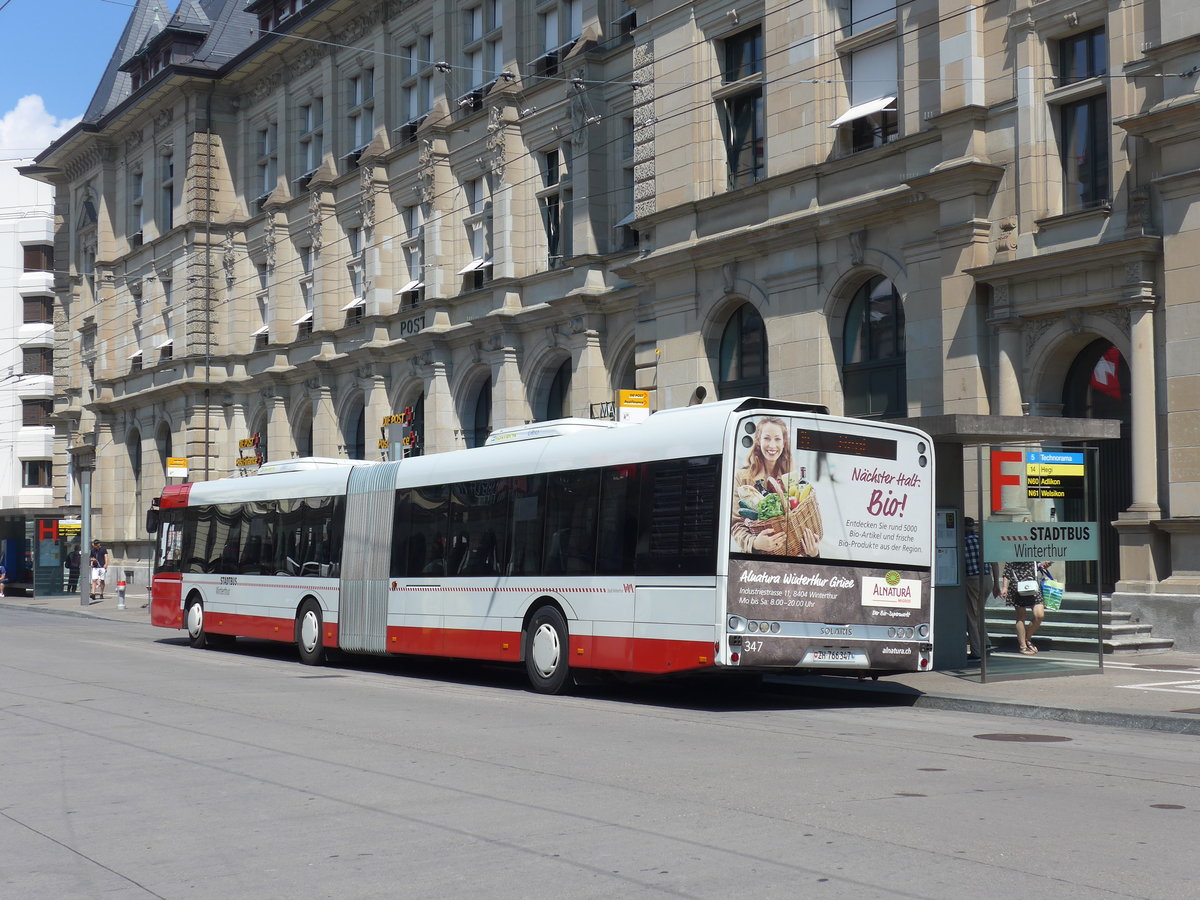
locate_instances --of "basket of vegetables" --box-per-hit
[736,475,823,556]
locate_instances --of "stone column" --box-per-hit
[1125,301,1160,516]
[995,322,1023,416]
[363,372,391,461]
[264,388,289,462]
[487,333,528,429]
[416,347,456,455]
[309,379,338,457]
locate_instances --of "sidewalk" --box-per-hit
[6,591,1200,735]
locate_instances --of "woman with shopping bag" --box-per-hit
[1001,559,1046,655]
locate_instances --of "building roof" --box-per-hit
[82,0,171,123]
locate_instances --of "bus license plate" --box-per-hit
[803,649,868,666]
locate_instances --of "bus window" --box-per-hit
[508,475,544,575]
[450,478,510,576]
[398,484,449,577]
[597,465,640,575]
[543,469,601,576]
[156,511,183,573]
[636,456,721,576]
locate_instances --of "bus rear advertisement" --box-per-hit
[148,399,934,692]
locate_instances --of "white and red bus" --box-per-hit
[148,399,935,692]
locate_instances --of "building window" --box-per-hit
[22,460,53,488]
[342,225,366,325]
[1059,27,1107,85]
[534,0,581,75]
[459,175,493,290]
[463,0,502,96]
[295,245,314,336]
[129,169,144,242]
[831,2,898,153]
[842,275,906,418]
[717,303,768,399]
[538,148,571,266]
[1061,96,1110,211]
[401,204,426,305]
[23,244,54,272]
[22,347,54,375]
[1053,28,1109,213]
[24,296,54,324]
[715,26,764,189]
[22,399,54,427]
[400,35,436,140]
[160,152,174,232]
[298,99,323,181]
[347,69,375,155]
[253,263,270,347]
[256,121,278,202]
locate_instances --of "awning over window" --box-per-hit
[127,348,143,360]
[292,310,314,325]
[830,95,896,128]
[250,324,270,337]
[615,210,636,228]
[398,279,424,293]
[457,257,491,275]
[156,338,173,349]
[340,297,365,311]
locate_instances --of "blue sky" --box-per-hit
[0,0,131,158]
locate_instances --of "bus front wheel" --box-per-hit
[525,606,570,695]
[296,599,326,666]
[185,597,208,649]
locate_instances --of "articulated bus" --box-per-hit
[148,399,935,692]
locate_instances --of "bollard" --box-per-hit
[117,579,127,610]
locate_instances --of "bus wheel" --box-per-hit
[296,600,326,666]
[525,606,570,694]
[185,597,208,649]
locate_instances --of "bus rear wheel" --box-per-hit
[185,597,208,649]
[525,606,570,694]
[296,599,326,666]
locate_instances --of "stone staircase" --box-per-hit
[985,592,1174,654]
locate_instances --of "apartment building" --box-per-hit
[22,0,1200,646]
[0,158,61,593]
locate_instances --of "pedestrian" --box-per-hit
[1000,558,1046,654]
[65,544,81,593]
[963,517,998,661]
[0,560,7,598]
[90,539,109,601]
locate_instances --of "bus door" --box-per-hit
[339,463,399,653]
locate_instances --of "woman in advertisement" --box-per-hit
[731,416,820,557]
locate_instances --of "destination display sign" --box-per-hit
[982,522,1099,563]
[1025,450,1085,500]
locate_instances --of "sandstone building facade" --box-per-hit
[24,0,1200,645]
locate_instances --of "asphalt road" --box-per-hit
[2,607,1197,900]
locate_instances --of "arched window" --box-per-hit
[842,275,906,418]
[718,303,768,399]
[407,392,425,458]
[155,424,172,473]
[467,377,491,448]
[342,401,366,459]
[294,410,313,458]
[541,358,572,421]
[128,431,142,483]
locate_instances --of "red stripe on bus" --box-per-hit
[149,575,183,628]
[203,611,339,647]
[160,484,193,509]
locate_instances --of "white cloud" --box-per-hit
[0,95,80,159]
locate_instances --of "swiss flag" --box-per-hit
[1090,345,1122,399]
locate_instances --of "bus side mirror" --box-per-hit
[146,508,159,534]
